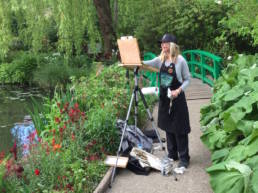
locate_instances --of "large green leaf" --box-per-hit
[201,127,227,150]
[245,137,258,157]
[245,156,258,192]
[211,171,244,193]
[250,169,258,193]
[245,156,258,170]
[221,109,245,132]
[226,161,252,193]
[223,86,244,102]
[236,120,255,137]
[211,148,229,164]
[207,161,252,193]
[200,104,222,126]
[225,145,247,162]
[246,125,258,145]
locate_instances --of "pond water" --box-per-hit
[0,85,45,153]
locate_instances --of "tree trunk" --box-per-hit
[113,0,118,30]
[93,0,115,57]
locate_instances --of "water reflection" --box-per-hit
[0,85,44,152]
[11,116,37,155]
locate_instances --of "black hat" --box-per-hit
[159,33,177,44]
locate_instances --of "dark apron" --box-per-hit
[158,62,191,134]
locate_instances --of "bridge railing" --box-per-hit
[141,50,222,88]
[182,50,222,86]
[141,52,159,88]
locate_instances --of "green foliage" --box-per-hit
[0,0,12,58]
[27,97,47,136]
[119,0,230,54]
[114,0,257,58]
[0,63,21,83]
[0,52,38,84]
[218,0,258,47]
[33,62,84,89]
[200,54,258,193]
[72,64,156,127]
[0,51,94,87]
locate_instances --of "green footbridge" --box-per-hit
[142,50,223,87]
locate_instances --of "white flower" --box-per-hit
[251,63,257,69]
[215,0,222,5]
[227,56,232,60]
[52,52,61,57]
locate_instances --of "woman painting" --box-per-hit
[143,34,191,170]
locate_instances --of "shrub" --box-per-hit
[0,52,38,84]
[200,54,258,193]
[32,54,92,89]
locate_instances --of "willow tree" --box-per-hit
[0,0,12,59]
[0,0,149,59]
[0,0,101,59]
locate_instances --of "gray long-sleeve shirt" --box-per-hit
[143,55,190,91]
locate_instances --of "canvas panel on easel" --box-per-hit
[117,37,142,67]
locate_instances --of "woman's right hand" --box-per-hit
[170,89,180,98]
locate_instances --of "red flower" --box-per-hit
[74,103,79,109]
[101,147,105,153]
[64,102,69,111]
[71,133,75,141]
[66,183,73,191]
[92,140,97,145]
[15,165,24,178]
[55,117,61,124]
[34,168,40,176]
[52,138,55,146]
[53,144,61,151]
[0,151,4,164]
[0,151,5,159]
[10,141,17,161]
[89,154,98,161]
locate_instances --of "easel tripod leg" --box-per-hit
[110,91,135,187]
[138,89,165,151]
[134,89,138,131]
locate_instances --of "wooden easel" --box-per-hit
[117,36,158,72]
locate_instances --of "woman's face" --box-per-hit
[161,42,170,53]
